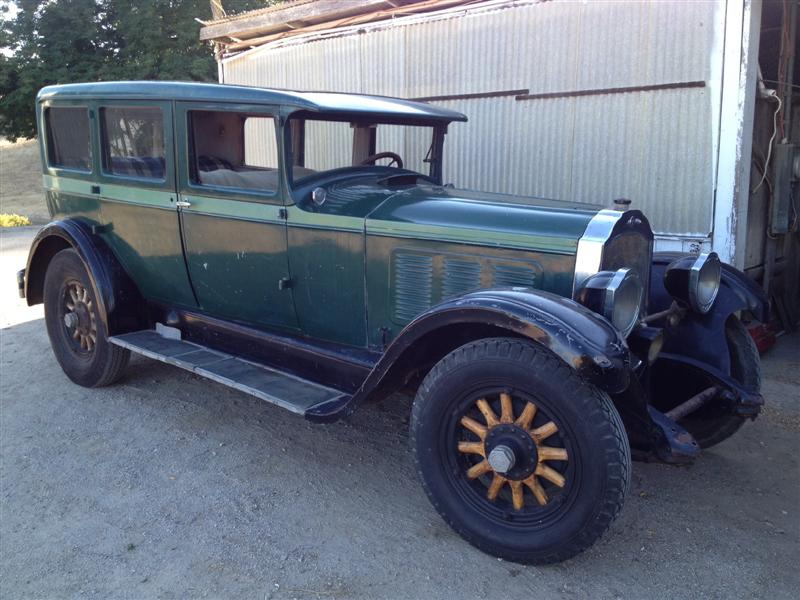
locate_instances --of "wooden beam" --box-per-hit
[200,0,410,42]
[221,0,472,52]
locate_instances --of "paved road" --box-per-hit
[1,226,798,599]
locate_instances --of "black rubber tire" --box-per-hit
[411,337,631,564]
[43,248,129,387]
[679,316,761,449]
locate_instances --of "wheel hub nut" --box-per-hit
[487,445,515,474]
[64,312,79,329]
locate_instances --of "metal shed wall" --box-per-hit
[221,0,728,251]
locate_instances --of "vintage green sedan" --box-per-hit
[19,81,766,564]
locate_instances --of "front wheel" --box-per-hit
[43,248,130,387]
[676,316,761,448]
[411,338,631,564]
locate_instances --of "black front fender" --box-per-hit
[306,288,632,422]
[23,219,143,334]
[649,252,768,375]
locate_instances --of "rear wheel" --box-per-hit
[43,248,129,387]
[411,337,630,564]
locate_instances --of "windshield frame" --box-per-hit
[283,110,448,189]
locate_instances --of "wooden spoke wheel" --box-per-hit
[43,249,129,388]
[62,280,98,354]
[411,338,630,564]
[457,392,569,511]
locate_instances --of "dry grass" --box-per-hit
[0,138,49,223]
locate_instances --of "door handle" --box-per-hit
[176,200,191,208]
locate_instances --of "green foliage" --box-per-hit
[0,0,270,141]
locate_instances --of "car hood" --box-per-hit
[365,183,602,255]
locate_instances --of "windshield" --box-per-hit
[287,115,439,185]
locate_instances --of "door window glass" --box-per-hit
[101,106,165,179]
[44,107,92,171]
[190,110,279,194]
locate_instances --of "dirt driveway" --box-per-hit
[1,225,798,599]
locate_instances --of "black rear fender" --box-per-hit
[23,219,144,334]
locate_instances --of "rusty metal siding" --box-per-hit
[222,0,722,239]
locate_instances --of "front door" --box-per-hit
[175,102,297,331]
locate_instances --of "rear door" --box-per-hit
[174,102,298,331]
[95,100,197,307]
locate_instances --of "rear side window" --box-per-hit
[101,106,165,180]
[44,107,92,171]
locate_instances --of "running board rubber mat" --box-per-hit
[110,330,348,415]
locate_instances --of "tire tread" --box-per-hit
[411,337,631,564]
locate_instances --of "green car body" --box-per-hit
[23,79,766,432]
[19,81,768,564]
[34,82,592,348]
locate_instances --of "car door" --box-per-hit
[174,102,298,331]
[94,99,197,307]
[283,118,368,347]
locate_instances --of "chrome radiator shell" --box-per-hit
[572,209,654,315]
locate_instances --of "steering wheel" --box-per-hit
[359,151,404,169]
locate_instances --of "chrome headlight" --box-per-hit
[664,252,721,314]
[576,268,643,337]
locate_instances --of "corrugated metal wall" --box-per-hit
[222,0,721,239]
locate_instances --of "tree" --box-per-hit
[0,0,269,141]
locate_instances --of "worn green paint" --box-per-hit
[172,101,299,332]
[365,185,597,255]
[365,235,577,348]
[181,209,298,330]
[180,194,285,223]
[100,200,197,306]
[287,224,366,345]
[285,205,365,233]
[36,82,604,355]
[42,173,197,307]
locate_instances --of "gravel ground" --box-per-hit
[1,225,798,599]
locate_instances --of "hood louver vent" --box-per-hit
[391,250,543,325]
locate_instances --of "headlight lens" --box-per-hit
[608,270,643,335]
[691,253,721,313]
[577,268,643,337]
[664,252,721,314]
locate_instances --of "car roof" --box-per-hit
[37,81,467,123]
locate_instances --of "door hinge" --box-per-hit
[278,208,288,219]
[278,277,293,290]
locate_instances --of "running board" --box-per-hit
[109,330,349,416]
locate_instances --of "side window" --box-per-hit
[190,110,279,194]
[101,106,165,180]
[44,107,92,171]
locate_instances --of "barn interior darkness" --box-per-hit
[748,0,798,329]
